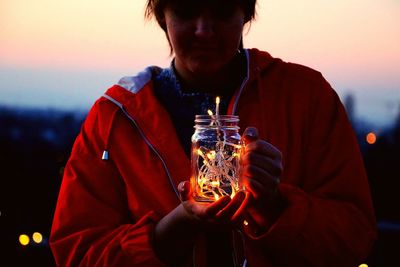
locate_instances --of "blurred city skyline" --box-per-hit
[0,66,398,130]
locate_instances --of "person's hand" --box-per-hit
[153,182,247,264]
[178,181,246,229]
[240,127,285,234]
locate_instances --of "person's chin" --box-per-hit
[190,56,223,69]
[189,60,221,73]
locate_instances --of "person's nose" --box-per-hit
[194,14,215,38]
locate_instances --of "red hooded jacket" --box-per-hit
[50,49,376,266]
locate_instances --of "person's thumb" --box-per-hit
[242,127,259,145]
[178,181,191,201]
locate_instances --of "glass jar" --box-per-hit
[190,115,243,202]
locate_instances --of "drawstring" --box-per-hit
[102,107,120,161]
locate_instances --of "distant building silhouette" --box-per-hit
[394,102,400,129]
[343,92,355,124]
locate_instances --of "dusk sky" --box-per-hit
[1,0,399,127]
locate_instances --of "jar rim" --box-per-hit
[195,115,239,122]
[194,115,240,129]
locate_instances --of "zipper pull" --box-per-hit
[102,150,109,161]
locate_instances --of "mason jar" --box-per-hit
[190,115,243,202]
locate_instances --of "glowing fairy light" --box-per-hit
[210,180,220,187]
[206,151,216,160]
[196,141,241,201]
[213,191,220,201]
[215,96,220,116]
[197,148,204,158]
[194,97,241,201]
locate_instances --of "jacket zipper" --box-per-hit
[102,93,180,199]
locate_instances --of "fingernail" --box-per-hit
[246,130,256,138]
[244,127,258,141]
[178,181,187,192]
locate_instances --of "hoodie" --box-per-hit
[50,48,376,266]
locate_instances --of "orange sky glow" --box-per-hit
[1,0,399,73]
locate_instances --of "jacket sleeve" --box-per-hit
[50,102,167,267]
[244,74,377,266]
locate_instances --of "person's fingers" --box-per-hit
[178,181,191,201]
[242,127,259,145]
[241,152,283,178]
[194,196,230,218]
[242,164,277,189]
[245,140,282,160]
[216,191,245,219]
[243,177,272,202]
[231,191,251,224]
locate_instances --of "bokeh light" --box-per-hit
[19,234,30,246]
[32,232,43,244]
[366,132,377,145]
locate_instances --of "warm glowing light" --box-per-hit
[359,264,368,267]
[19,234,30,246]
[193,116,242,202]
[233,144,243,149]
[206,151,216,160]
[32,232,43,244]
[198,177,207,193]
[197,149,204,158]
[366,132,377,144]
[210,180,220,187]
[243,220,249,226]
[195,142,242,202]
[215,96,220,116]
[207,110,214,116]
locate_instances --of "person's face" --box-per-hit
[163,2,245,77]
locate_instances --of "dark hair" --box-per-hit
[145,0,257,33]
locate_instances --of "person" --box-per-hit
[50,0,377,266]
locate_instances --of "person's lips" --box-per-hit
[192,43,218,50]
[192,45,218,55]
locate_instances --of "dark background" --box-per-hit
[1,99,399,266]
